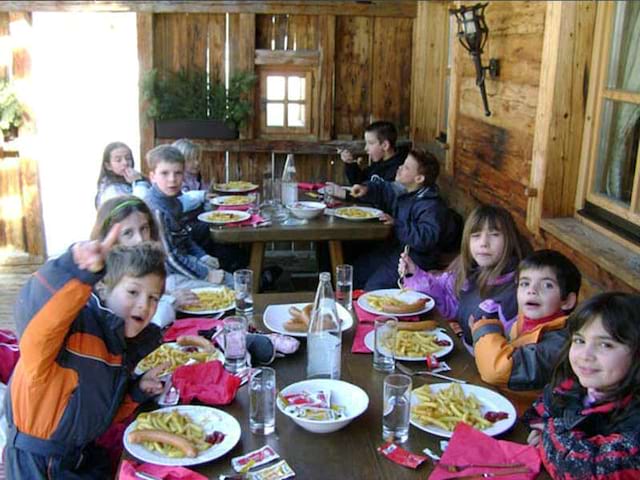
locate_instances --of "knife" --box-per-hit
[441,467,531,479]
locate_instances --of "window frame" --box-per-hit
[576,1,640,228]
[257,65,315,138]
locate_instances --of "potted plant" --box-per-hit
[142,68,256,139]
[0,79,25,143]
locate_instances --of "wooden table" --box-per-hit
[209,214,392,293]
[131,293,549,479]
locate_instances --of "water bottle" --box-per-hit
[306,272,342,379]
[281,154,298,206]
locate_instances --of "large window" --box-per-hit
[580,1,640,236]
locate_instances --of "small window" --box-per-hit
[580,1,640,233]
[259,68,312,135]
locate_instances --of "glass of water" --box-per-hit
[233,269,254,315]
[335,264,353,311]
[223,316,248,374]
[382,374,412,443]
[373,316,397,372]
[249,367,276,435]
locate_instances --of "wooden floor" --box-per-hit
[0,265,38,332]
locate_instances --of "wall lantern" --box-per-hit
[450,2,499,116]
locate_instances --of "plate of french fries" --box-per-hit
[176,287,236,315]
[363,328,453,360]
[334,206,383,221]
[134,341,223,375]
[124,405,241,466]
[263,302,354,337]
[410,383,516,438]
[358,288,435,317]
[198,210,251,225]
[210,194,255,206]
[212,181,258,193]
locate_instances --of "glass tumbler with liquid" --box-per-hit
[249,367,276,435]
[382,374,412,443]
[335,264,353,311]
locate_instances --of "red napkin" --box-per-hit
[353,300,420,323]
[298,182,325,191]
[172,360,241,405]
[351,322,374,353]
[428,423,541,480]
[223,214,265,228]
[163,318,223,342]
[218,204,251,211]
[119,459,208,480]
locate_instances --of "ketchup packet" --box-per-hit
[232,445,280,473]
[377,442,429,469]
[279,390,330,409]
[248,459,295,480]
[286,405,345,421]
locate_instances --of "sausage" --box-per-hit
[128,429,198,458]
[176,335,215,353]
[381,298,427,314]
[397,320,439,331]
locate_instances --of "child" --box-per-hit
[349,149,452,290]
[172,138,209,194]
[338,120,408,185]
[5,232,168,478]
[525,292,640,479]
[91,195,203,327]
[471,250,581,402]
[399,205,531,351]
[142,145,232,287]
[95,141,150,208]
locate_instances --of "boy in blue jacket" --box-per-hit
[350,149,453,290]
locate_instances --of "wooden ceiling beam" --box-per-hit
[0,1,417,17]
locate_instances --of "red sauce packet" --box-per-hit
[377,442,429,469]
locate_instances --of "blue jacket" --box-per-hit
[145,184,209,279]
[344,148,407,185]
[359,179,449,272]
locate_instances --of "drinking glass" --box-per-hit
[335,264,353,312]
[234,269,254,315]
[248,192,261,216]
[249,367,276,435]
[223,316,248,374]
[373,316,397,372]
[382,374,412,443]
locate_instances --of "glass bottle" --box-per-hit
[306,272,342,379]
[281,153,298,206]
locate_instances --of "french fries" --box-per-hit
[131,411,211,458]
[137,343,221,374]
[217,195,252,205]
[366,294,425,313]
[203,212,244,223]
[181,287,235,312]
[214,181,257,191]
[336,207,376,219]
[383,330,443,357]
[411,384,493,432]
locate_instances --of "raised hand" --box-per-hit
[139,362,170,395]
[398,250,417,277]
[350,184,367,198]
[207,269,225,285]
[123,167,143,183]
[72,224,121,272]
[173,289,199,308]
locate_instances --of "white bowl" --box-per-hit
[287,201,326,219]
[277,379,369,433]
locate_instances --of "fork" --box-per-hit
[396,362,467,384]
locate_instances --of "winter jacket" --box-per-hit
[5,249,155,477]
[525,379,640,479]
[404,265,519,350]
[145,184,209,280]
[95,178,150,209]
[344,148,407,185]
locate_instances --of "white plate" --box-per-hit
[357,289,435,317]
[212,182,258,193]
[210,195,254,206]
[124,405,241,466]
[176,287,235,315]
[134,342,224,375]
[334,206,383,221]
[263,302,354,338]
[363,328,453,361]
[198,210,251,225]
[410,383,516,438]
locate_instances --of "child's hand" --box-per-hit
[207,269,225,284]
[123,167,143,183]
[350,184,368,197]
[398,251,417,277]
[173,289,199,308]
[139,362,170,396]
[527,428,542,446]
[379,213,394,225]
[324,182,347,200]
[72,224,121,272]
